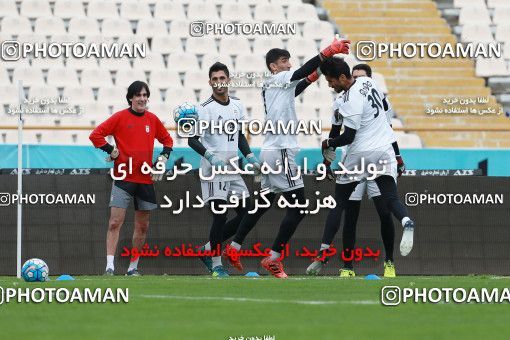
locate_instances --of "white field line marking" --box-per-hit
[140,294,379,305]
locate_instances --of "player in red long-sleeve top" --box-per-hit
[90,81,173,276]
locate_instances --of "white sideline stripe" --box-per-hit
[140,295,378,305]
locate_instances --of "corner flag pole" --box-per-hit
[17,80,24,278]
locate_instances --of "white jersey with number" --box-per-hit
[332,88,396,159]
[261,69,300,150]
[335,77,395,156]
[197,95,246,179]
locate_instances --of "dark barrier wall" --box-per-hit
[1,174,509,276]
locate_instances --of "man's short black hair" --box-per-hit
[126,80,150,105]
[208,62,229,79]
[352,63,372,77]
[319,57,351,79]
[265,48,290,70]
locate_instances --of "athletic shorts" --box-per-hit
[348,180,381,200]
[337,144,397,185]
[260,148,304,193]
[200,178,250,204]
[109,180,158,211]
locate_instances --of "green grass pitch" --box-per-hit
[0,275,508,339]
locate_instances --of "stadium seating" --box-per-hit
[221,3,252,22]
[187,2,220,21]
[68,17,101,35]
[254,4,286,22]
[20,0,52,18]
[1,16,32,35]
[154,1,186,21]
[291,3,320,22]
[460,25,494,44]
[0,1,18,18]
[323,0,510,148]
[34,17,67,35]
[137,18,168,39]
[120,1,152,21]
[87,1,119,20]
[54,0,86,18]
[150,69,182,90]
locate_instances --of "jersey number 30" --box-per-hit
[367,88,383,118]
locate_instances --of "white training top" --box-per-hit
[261,69,300,150]
[333,76,395,155]
[197,95,246,179]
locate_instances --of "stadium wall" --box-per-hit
[1,145,510,176]
[0,174,509,276]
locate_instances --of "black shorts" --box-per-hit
[109,180,157,211]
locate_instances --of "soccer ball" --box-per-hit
[173,102,198,125]
[21,258,49,282]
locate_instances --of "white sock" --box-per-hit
[128,258,139,271]
[269,250,280,261]
[106,255,114,271]
[212,256,222,268]
[320,243,330,251]
[204,242,211,251]
[230,242,241,251]
[401,217,411,227]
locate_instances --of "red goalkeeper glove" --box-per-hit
[306,68,321,83]
[396,155,405,177]
[321,37,351,58]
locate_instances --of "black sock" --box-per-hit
[222,203,250,242]
[232,193,276,245]
[342,200,361,269]
[373,196,395,262]
[375,175,409,222]
[321,182,359,246]
[270,188,307,253]
[208,200,228,255]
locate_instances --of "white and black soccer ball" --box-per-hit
[173,102,198,125]
[21,258,49,282]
